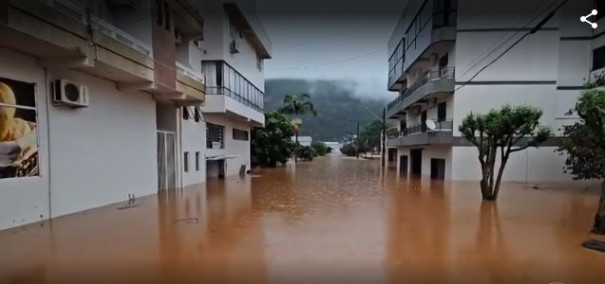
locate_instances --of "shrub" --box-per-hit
[311,141,328,156]
[296,146,317,161]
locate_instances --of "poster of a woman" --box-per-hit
[0,78,39,179]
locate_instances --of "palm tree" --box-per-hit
[280,93,316,162]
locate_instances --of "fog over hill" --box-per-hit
[264,79,389,141]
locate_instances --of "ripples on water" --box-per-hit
[0,155,604,283]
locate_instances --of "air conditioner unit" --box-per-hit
[53,79,89,108]
[229,40,240,54]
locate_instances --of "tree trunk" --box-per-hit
[592,180,605,235]
[294,131,299,163]
[491,158,508,201]
[480,165,493,200]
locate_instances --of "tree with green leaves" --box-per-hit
[279,94,317,152]
[311,141,328,156]
[296,146,317,161]
[251,111,296,167]
[360,120,383,153]
[459,105,551,201]
[557,85,605,234]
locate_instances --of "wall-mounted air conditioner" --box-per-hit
[53,79,89,108]
[229,40,240,54]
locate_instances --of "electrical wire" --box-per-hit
[455,0,569,92]
[458,0,558,77]
[267,50,381,71]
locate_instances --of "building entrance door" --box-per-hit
[157,131,176,191]
[399,155,408,177]
[410,149,423,176]
[431,158,446,180]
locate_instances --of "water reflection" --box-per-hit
[0,156,604,283]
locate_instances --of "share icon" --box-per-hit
[580,9,598,29]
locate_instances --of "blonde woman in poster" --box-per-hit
[0,81,38,178]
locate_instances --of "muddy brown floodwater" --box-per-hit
[1,156,605,284]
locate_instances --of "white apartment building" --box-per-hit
[385,0,605,181]
[0,0,268,231]
[195,0,270,179]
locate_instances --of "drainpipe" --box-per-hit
[43,68,53,221]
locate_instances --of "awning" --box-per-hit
[206,155,237,161]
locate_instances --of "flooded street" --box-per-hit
[1,156,605,283]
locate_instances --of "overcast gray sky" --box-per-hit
[256,0,405,99]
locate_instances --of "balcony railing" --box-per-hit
[176,62,205,84]
[206,86,263,113]
[387,67,455,110]
[90,15,153,57]
[388,120,453,138]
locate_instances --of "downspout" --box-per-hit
[43,68,52,221]
[178,106,183,190]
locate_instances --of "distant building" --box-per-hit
[385,0,603,181]
[324,142,343,154]
[293,136,313,147]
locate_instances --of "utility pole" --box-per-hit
[356,121,360,159]
[349,119,361,159]
[381,108,386,169]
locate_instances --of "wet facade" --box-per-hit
[1,156,604,283]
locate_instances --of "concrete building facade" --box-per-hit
[0,0,269,231]
[385,0,605,181]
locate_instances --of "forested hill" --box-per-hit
[264,79,388,141]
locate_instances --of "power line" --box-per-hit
[455,0,569,92]
[458,0,556,77]
[267,50,381,71]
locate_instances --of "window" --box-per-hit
[0,77,40,179]
[194,107,201,122]
[437,102,447,122]
[195,152,200,171]
[182,107,190,120]
[233,129,249,141]
[184,152,189,172]
[156,0,171,31]
[163,1,170,31]
[207,123,224,149]
[593,46,605,71]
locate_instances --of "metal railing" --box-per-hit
[89,15,153,57]
[205,86,264,113]
[176,62,205,84]
[387,67,455,110]
[388,120,453,138]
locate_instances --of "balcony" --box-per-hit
[387,0,456,91]
[81,14,155,85]
[174,62,206,106]
[203,86,264,126]
[387,120,454,147]
[201,61,264,125]
[387,67,455,119]
[0,0,93,66]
